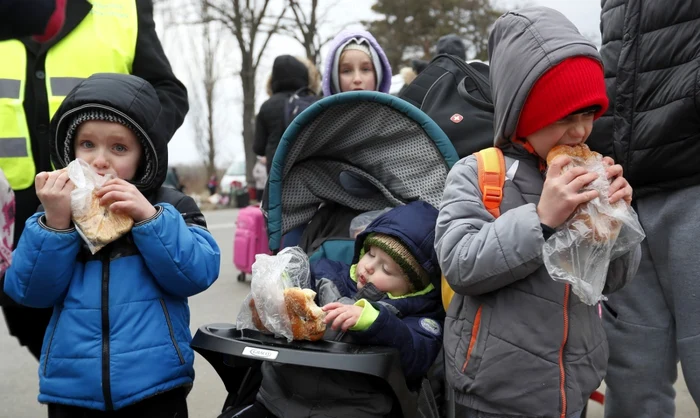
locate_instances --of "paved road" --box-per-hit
[0,209,695,417]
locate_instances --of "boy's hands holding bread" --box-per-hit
[35,169,74,230]
[95,178,156,222]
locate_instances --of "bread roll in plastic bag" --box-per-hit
[237,247,325,342]
[543,146,645,305]
[68,159,134,254]
[0,168,14,277]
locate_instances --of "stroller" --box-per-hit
[191,91,459,418]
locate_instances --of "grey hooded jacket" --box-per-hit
[435,8,641,417]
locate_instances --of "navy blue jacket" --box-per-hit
[311,258,443,381]
[3,74,220,411]
[311,200,444,380]
[257,201,444,417]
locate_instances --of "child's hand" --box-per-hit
[96,178,156,222]
[537,156,600,228]
[35,170,74,230]
[322,302,363,332]
[603,156,633,205]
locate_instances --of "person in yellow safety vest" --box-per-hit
[0,0,188,364]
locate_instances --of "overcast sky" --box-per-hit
[164,0,602,167]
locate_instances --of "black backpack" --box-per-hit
[399,54,494,159]
[284,87,319,128]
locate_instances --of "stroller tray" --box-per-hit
[192,324,405,377]
[191,323,418,417]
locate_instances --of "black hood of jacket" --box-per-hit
[436,34,466,60]
[49,73,168,197]
[270,55,308,94]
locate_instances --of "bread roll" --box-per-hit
[284,287,326,341]
[247,288,326,341]
[545,144,621,243]
[72,192,134,247]
[249,297,270,333]
[546,144,600,167]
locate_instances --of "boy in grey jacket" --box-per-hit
[434,7,642,418]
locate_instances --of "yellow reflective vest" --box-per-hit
[0,0,137,190]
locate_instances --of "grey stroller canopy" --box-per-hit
[264,91,460,251]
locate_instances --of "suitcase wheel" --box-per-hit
[237,272,246,282]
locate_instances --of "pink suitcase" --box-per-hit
[233,206,271,282]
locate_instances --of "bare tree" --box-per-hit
[185,0,226,177]
[205,0,287,183]
[283,0,335,67]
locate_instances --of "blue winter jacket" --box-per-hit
[4,74,221,411]
[4,198,220,410]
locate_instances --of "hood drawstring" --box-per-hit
[512,137,547,173]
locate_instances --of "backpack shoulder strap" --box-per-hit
[441,147,506,312]
[474,147,505,218]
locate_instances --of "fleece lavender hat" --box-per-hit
[322,30,392,96]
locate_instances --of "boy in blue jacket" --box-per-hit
[3,73,221,418]
[246,201,444,418]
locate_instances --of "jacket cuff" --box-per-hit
[541,223,556,240]
[134,205,164,227]
[38,215,76,233]
[350,298,380,331]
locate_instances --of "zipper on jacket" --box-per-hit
[462,304,483,372]
[43,309,62,376]
[558,285,571,418]
[159,299,185,364]
[101,256,114,411]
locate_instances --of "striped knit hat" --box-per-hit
[363,233,431,292]
[63,109,154,183]
[343,41,372,58]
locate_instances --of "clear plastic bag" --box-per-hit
[543,153,645,306]
[349,208,392,238]
[68,159,134,254]
[237,247,325,341]
[0,168,14,276]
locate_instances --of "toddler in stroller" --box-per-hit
[242,201,443,418]
[191,91,459,418]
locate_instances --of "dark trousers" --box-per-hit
[1,305,52,360]
[48,388,188,418]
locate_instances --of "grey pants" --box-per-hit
[602,184,700,418]
[453,404,582,418]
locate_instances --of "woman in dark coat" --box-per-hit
[253,55,309,173]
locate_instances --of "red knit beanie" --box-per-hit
[516,57,609,139]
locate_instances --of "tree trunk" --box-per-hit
[206,84,216,178]
[241,54,257,185]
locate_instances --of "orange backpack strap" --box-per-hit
[475,147,505,218]
[441,147,506,312]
